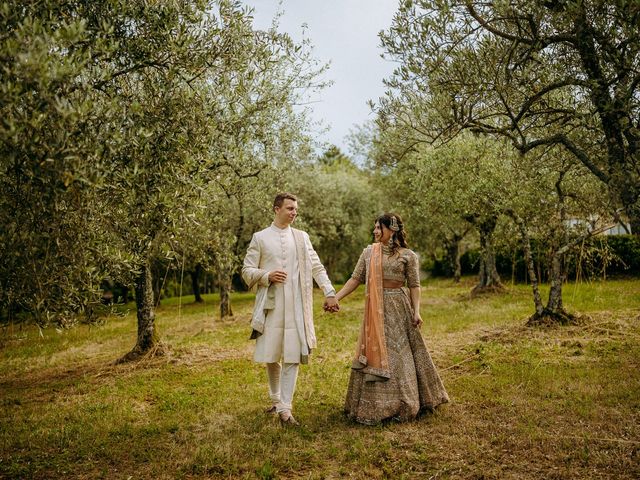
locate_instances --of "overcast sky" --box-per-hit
[242,1,399,155]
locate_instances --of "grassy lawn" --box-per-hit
[1,277,639,479]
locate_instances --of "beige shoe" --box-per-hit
[278,411,300,426]
[264,405,277,415]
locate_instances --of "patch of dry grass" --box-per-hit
[1,278,639,479]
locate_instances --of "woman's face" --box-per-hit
[373,221,393,244]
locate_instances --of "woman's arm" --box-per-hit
[409,286,423,328]
[333,247,367,304]
[335,278,362,302]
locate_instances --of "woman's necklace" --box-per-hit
[381,243,392,256]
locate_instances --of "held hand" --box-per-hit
[412,313,423,328]
[323,296,339,313]
[268,270,287,283]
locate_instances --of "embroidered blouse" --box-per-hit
[351,245,420,288]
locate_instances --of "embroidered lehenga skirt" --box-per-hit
[344,288,449,424]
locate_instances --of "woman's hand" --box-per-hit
[412,312,423,328]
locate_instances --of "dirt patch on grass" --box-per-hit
[0,341,253,403]
[472,308,639,343]
[170,343,252,365]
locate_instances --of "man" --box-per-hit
[242,193,339,425]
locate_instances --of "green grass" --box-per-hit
[1,277,639,479]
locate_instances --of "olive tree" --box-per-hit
[0,0,132,325]
[197,24,327,318]
[98,2,330,357]
[378,0,639,234]
[376,133,511,293]
[374,125,613,322]
[0,1,329,363]
[504,147,615,324]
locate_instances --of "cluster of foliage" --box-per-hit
[287,146,383,283]
[378,0,640,232]
[435,234,640,281]
[370,0,638,322]
[0,0,340,357]
[0,0,386,360]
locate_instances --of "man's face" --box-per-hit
[275,199,298,226]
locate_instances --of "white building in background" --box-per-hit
[603,223,630,235]
[565,218,631,235]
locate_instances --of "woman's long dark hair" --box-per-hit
[376,212,408,254]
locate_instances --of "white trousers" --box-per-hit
[266,362,299,414]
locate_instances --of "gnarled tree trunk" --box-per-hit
[118,262,164,362]
[191,263,203,303]
[508,210,580,326]
[469,215,504,295]
[443,233,463,283]
[527,170,577,325]
[219,273,233,318]
[527,244,578,326]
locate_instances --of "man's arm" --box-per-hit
[303,232,339,313]
[305,233,335,297]
[241,234,270,289]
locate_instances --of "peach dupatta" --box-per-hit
[352,242,390,381]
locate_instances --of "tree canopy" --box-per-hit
[2,0,637,335]
[378,0,639,233]
[0,1,331,351]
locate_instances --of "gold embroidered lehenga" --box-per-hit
[344,245,449,424]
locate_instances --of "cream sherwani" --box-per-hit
[242,223,335,364]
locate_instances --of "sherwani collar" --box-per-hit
[270,222,292,233]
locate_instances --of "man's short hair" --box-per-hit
[273,192,298,211]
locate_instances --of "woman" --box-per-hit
[335,213,449,424]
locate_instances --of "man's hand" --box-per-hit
[268,270,287,283]
[323,296,339,313]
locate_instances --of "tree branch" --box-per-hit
[93,60,170,91]
[513,79,588,124]
[464,1,576,47]
[518,134,610,184]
